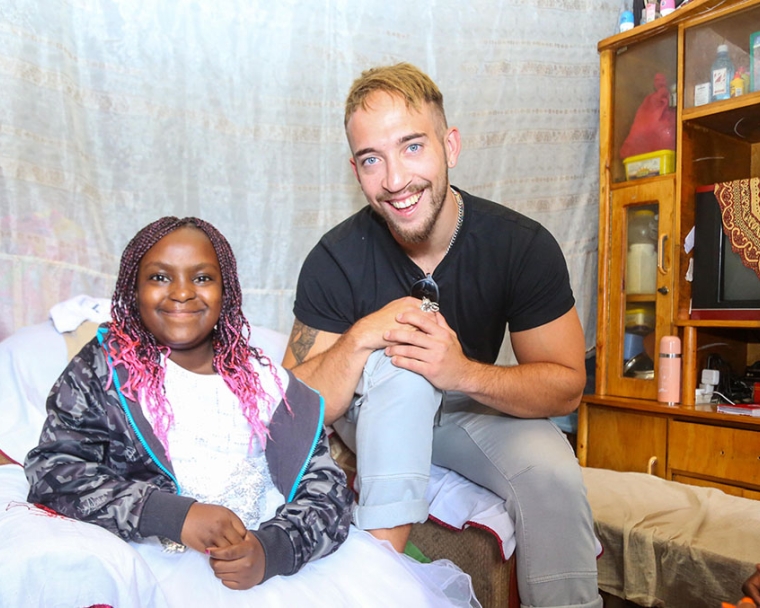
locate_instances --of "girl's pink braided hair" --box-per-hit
[107,216,287,452]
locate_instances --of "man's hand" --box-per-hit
[351,296,430,351]
[180,502,247,554]
[207,530,266,590]
[384,308,469,392]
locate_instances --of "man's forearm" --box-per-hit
[457,359,585,418]
[287,331,372,425]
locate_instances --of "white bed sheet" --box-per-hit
[0,299,517,607]
[0,464,169,608]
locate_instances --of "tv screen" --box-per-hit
[722,235,760,301]
[691,185,760,320]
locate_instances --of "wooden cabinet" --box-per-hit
[582,0,760,495]
[579,396,760,496]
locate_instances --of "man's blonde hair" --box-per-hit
[344,63,447,131]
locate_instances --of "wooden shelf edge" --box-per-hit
[682,92,760,122]
[583,394,760,427]
[597,0,758,52]
[674,318,760,328]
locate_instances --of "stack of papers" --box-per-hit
[716,403,760,417]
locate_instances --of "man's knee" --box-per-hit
[356,350,442,415]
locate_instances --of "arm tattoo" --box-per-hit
[288,320,319,365]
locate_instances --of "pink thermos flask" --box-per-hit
[658,335,681,405]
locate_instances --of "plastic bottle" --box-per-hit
[644,1,657,23]
[626,209,657,294]
[730,72,744,97]
[738,66,751,96]
[619,0,634,32]
[619,10,634,32]
[658,336,681,406]
[660,0,675,16]
[711,44,735,102]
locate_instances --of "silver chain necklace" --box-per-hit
[446,188,464,255]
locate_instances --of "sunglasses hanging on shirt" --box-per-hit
[410,274,439,312]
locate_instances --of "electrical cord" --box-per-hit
[712,390,735,405]
[704,354,754,403]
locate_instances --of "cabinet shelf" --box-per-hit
[675,318,760,328]
[626,293,657,303]
[610,173,677,190]
[597,0,752,52]
[583,393,760,426]
[683,92,760,142]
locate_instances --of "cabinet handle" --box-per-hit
[657,234,669,274]
[647,456,658,476]
[658,286,669,295]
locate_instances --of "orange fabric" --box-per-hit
[714,178,760,280]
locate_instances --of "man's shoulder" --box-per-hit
[459,189,543,234]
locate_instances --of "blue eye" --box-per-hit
[408,143,421,153]
[362,157,378,167]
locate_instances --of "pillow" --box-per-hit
[0,294,289,465]
[0,320,69,464]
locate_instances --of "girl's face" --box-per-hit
[137,226,223,374]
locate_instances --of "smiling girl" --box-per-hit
[26,216,353,591]
[24,217,475,606]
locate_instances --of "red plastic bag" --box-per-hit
[620,73,676,160]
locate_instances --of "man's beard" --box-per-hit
[380,176,448,245]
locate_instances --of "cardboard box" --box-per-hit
[694,82,710,106]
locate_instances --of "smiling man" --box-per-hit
[283,63,602,608]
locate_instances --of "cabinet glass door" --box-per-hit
[610,32,677,184]
[606,179,675,399]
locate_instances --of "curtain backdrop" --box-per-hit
[0,0,619,359]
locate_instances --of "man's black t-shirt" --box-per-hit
[293,188,574,364]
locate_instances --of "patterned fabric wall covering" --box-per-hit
[0,0,619,353]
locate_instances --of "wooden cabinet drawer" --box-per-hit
[669,421,760,487]
[585,406,667,476]
[671,473,760,500]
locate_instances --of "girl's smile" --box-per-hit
[136,225,223,374]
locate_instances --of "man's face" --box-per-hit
[346,91,460,245]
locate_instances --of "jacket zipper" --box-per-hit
[287,384,325,502]
[97,328,181,494]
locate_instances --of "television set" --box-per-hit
[691,184,760,321]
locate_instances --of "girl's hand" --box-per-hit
[208,531,266,590]
[180,502,247,554]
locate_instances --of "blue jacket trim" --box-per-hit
[287,385,325,502]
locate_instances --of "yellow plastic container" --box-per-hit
[623,149,675,180]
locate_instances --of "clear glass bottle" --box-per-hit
[711,44,735,102]
[626,209,658,294]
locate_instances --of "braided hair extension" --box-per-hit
[107,216,286,451]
